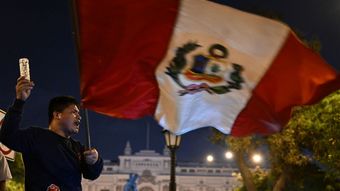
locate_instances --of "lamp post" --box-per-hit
[163,130,181,191]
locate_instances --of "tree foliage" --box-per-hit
[6,153,24,191]
[211,90,340,191]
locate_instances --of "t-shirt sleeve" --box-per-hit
[0,99,37,153]
[79,145,103,180]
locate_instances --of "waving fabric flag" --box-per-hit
[76,0,179,119]
[77,0,339,136]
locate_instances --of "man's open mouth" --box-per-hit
[74,121,80,127]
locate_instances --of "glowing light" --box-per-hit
[252,153,263,164]
[225,151,233,160]
[206,155,214,162]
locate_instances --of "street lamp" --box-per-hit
[252,153,263,164]
[206,154,214,163]
[163,130,181,191]
[225,151,233,160]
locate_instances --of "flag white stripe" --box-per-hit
[156,0,289,134]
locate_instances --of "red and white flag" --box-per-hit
[0,109,15,160]
[76,0,339,136]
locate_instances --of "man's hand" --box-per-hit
[84,149,99,165]
[16,76,34,101]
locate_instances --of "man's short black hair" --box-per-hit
[48,96,79,124]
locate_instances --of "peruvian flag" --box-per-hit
[76,0,339,136]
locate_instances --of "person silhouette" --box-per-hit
[124,173,139,191]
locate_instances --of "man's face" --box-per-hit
[58,104,81,136]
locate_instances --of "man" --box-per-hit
[0,76,103,191]
[0,152,12,191]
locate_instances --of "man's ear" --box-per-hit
[53,112,62,120]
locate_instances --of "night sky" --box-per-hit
[0,0,339,163]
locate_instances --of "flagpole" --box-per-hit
[145,118,150,150]
[83,109,92,149]
[69,0,92,149]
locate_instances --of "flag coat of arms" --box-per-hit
[76,0,339,136]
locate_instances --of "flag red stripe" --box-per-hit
[231,32,339,136]
[77,0,180,118]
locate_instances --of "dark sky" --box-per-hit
[0,0,339,163]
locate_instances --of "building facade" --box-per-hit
[82,142,241,191]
